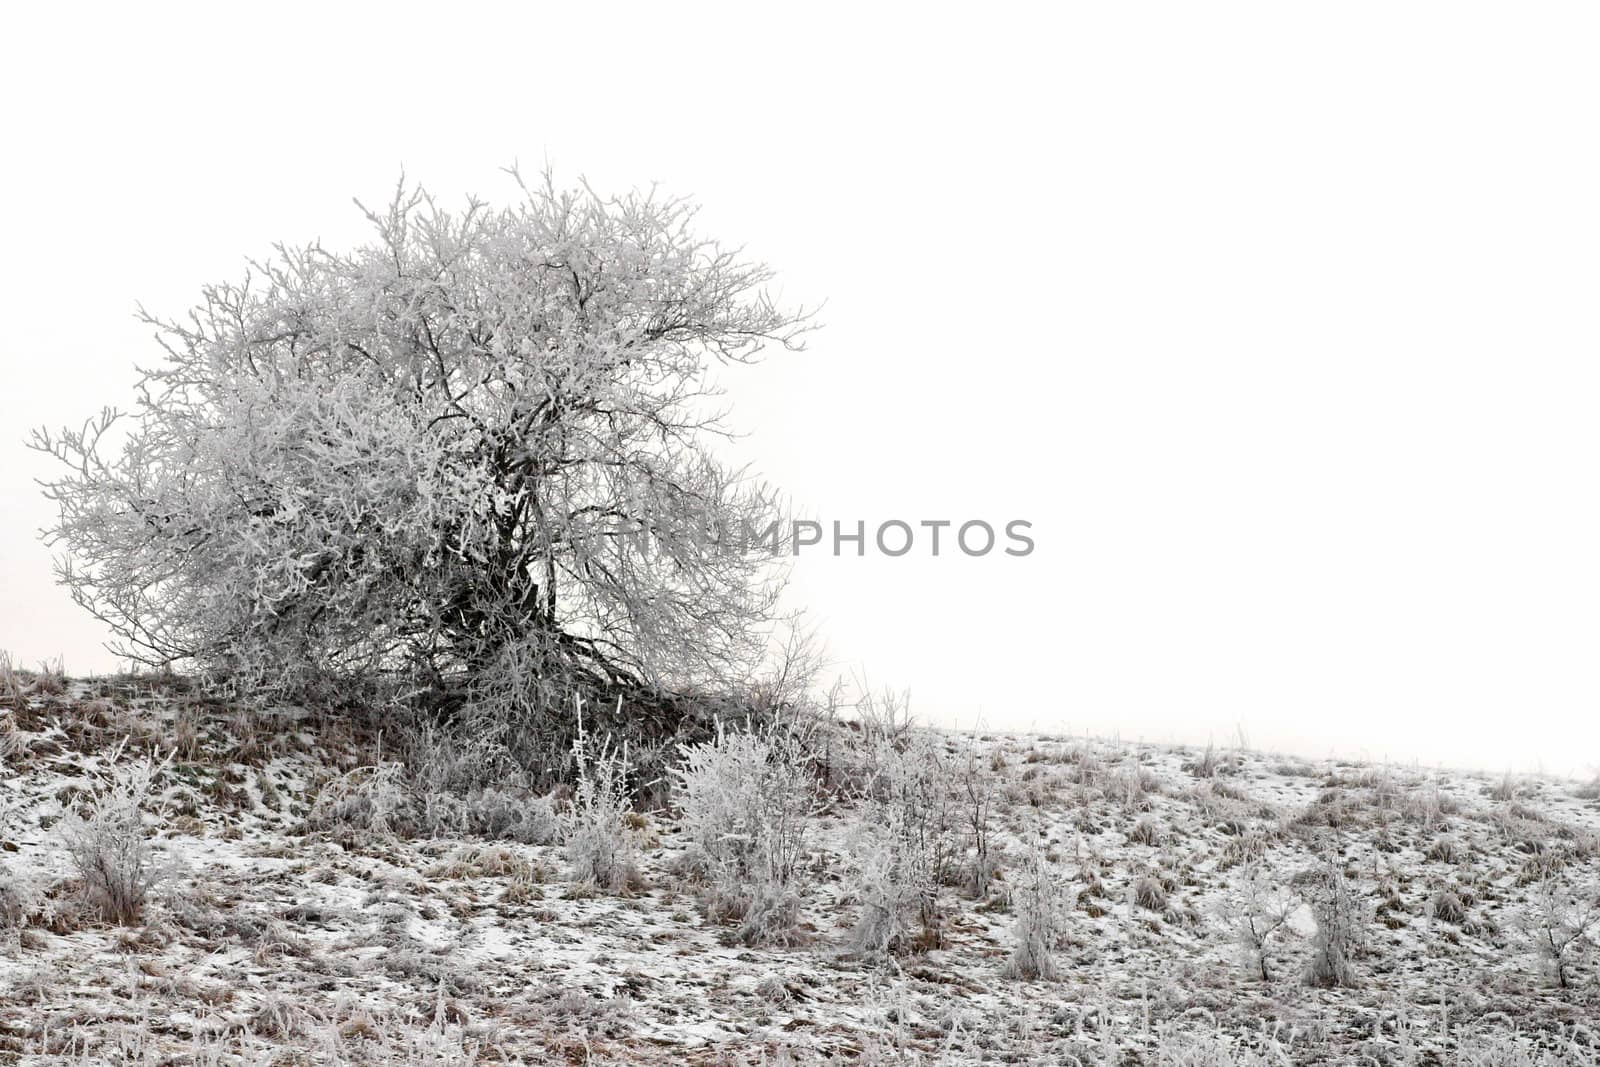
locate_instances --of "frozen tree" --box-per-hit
[1230,863,1298,982]
[954,732,1000,899]
[33,171,811,759]
[1523,873,1600,991]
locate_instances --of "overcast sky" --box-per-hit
[2,4,1597,776]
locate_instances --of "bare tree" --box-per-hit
[955,731,1000,899]
[1230,862,1298,982]
[33,171,812,763]
[1524,873,1600,991]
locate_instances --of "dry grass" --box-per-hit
[2,684,1598,1064]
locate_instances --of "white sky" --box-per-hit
[2,4,1597,776]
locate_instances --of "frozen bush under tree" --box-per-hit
[563,701,642,894]
[672,720,816,944]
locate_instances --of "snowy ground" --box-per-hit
[2,676,1599,1064]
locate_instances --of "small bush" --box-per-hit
[955,734,1001,898]
[1004,838,1069,980]
[0,859,42,935]
[398,715,538,804]
[1229,864,1297,981]
[1066,744,1103,788]
[1132,876,1168,913]
[1111,766,1160,810]
[0,652,25,705]
[1300,856,1360,988]
[1432,889,1467,925]
[465,788,561,845]
[563,712,643,895]
[846,732,956,956]
[1522,874,1600,990]
[310,762,410,836]
[309,742,562,844]
[56,749,168,925]
[849,825,929,957]
[672,720,815,945]
[0,870,37,934]
[1489,772,1520,802]
[853,686,916,749]
[0,714,23,767]
[27,657,66,698]
[1426,836,1462,864]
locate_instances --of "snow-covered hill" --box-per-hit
[2,674,1598,1064]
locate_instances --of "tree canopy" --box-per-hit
[34,172,811,754]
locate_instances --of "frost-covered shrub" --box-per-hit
[1522,873,1600,990]
[1189,740,1221,779]
[1111,765,1160,810]
[1432,888,1467,925]
[310,747,563,844]
[403,722,557,840]
[563,722,642,894]
[0,651,24,705]
[847,733,956,956]
[954,734,1001,898]
[854,687,916,748]
[466,788,561,845]
[396,714,531,797]
[810,684,918,795]
[0,864,39,932]
[1228,863,1297,982]
[1132,875,1168,913]
[0,795,41,935]
[1004,838,1069,980]
[57,751,168,925]
[1299,856,1360,988]
[27,658,66,698]
[672,721,815,944]
[849,819,928,957]
[310,762,411,837]
[1426,835,1463,864]
[0,713,22,768]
